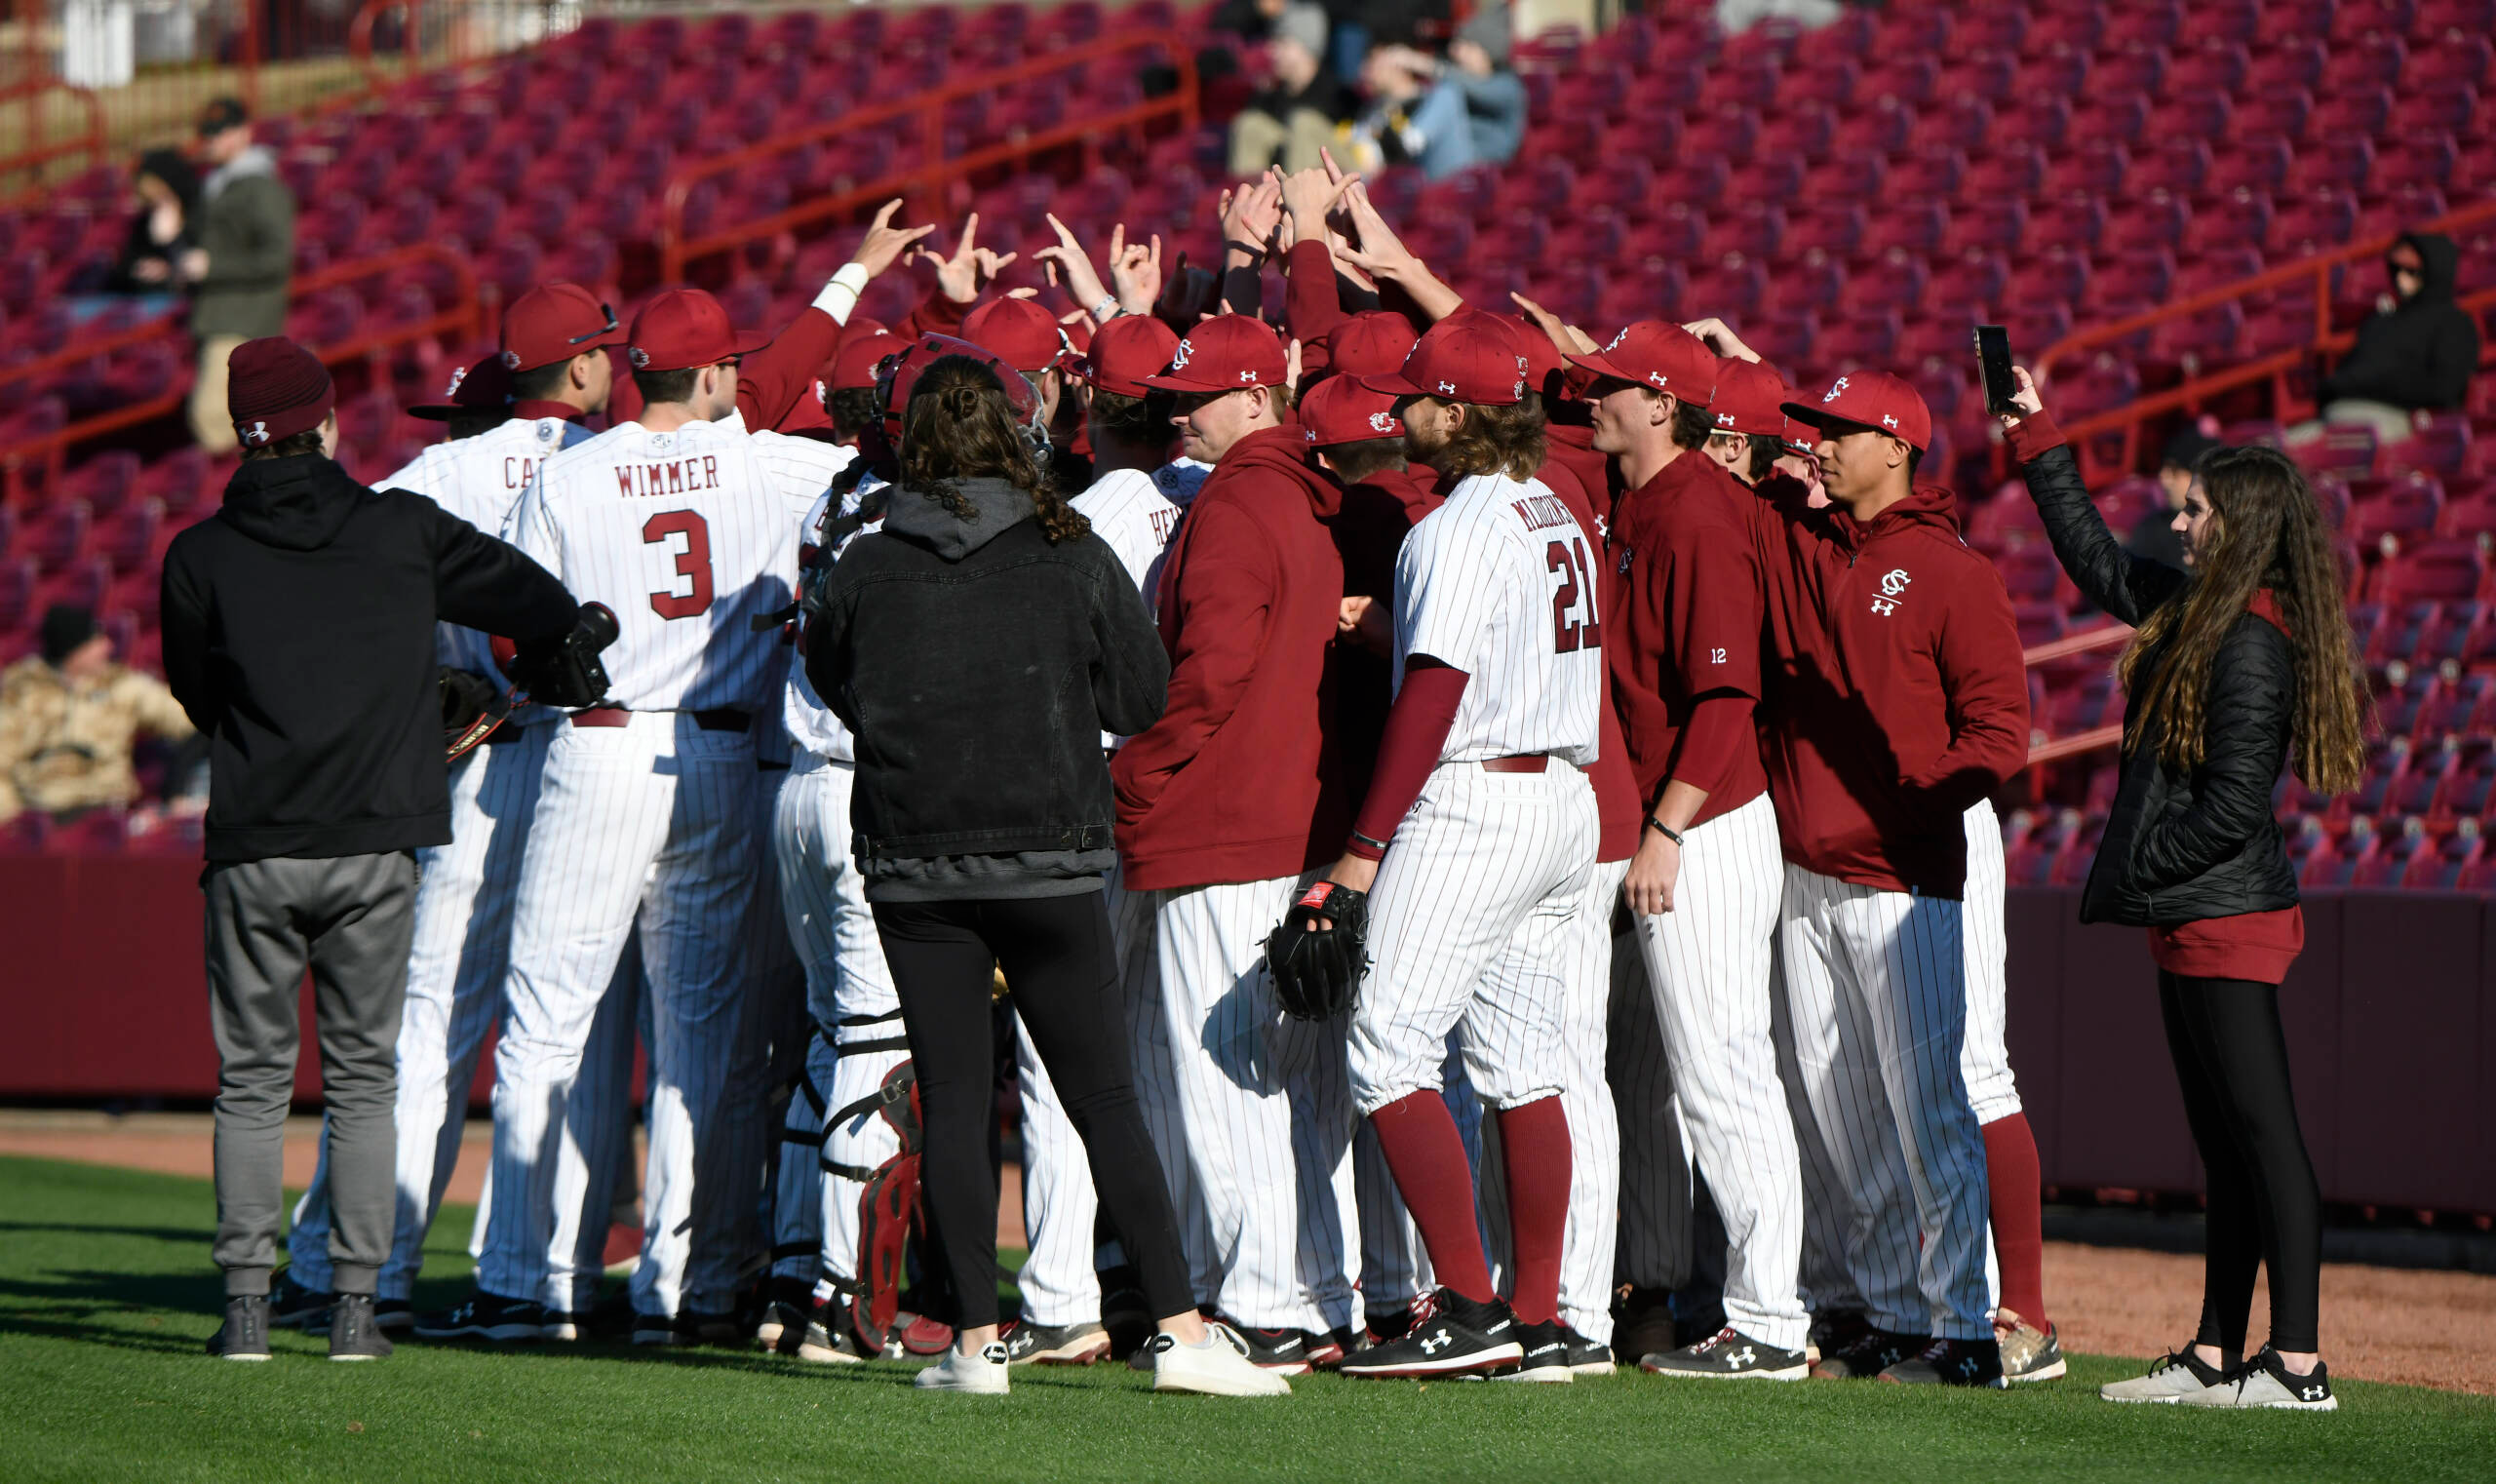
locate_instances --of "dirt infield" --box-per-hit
[6,1110,2488,1395]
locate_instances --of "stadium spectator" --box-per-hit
[2128,422,2222,572]
[2294,231,2480,448]
[67,147,200,322]
[1346,8,1526,179]
[0,605,193,823]
[2004,367,2367,1413]
[167,337,578,1363]
[183,98,298,456]
[1227,4,1354,175]
[803,353,1284,1398]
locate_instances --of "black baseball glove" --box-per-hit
[507,602,619,711]
[1266,879,1370,1021]
[441,667,509,762]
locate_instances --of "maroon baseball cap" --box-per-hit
[1501,313,1569,400]
[1782,369,1932,452]
[1565,321,1717,406]
[1361,314,1532,406]
[1300,374,1406,448]
[961,296,1066,374]
[1329,311,1421,379]
[227,336,334,448]
[830,331,904,391]
[408,356,514,421]
[1141,314,1289,393]
[1707,358,1790,438]
[625,289,773,373]
[501,283,624,374]
[1077,315,1183,398]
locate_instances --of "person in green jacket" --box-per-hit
[184,98,297,454]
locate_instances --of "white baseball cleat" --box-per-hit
[1150,1323,1294,1396]
[914,1341,1011,1394]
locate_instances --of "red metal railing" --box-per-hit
[2022,623,2132,767]
[2035,197,2496,485]
[0,242,484,503]
[657,31,1199,285]
[0,74,106,198]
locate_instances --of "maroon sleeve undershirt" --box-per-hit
[1346,660,1468,861]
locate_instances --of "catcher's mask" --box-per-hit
[873,332,1050,453]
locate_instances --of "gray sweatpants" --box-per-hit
[205,851,419,1298]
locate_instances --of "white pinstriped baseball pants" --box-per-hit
[479,712,760,1317]
[1481,854,1629,1344]
[1776,863,1993,1340]
[706,764,806,1299]
[1106,868,1218,1304]
[1151,875,1359,1333]
[1626,794,1808,1351]
[766,751,906,1291]
[1015,1015,1101,1326]
[1610,924,1694,1293]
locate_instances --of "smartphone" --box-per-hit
[1974,325,2018,416]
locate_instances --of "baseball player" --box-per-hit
[459,288,819,1345]
[1319,316,1604,1382]
[1562,322,1812,1379]
[1110,314,1362,1370]
[1743,366,2030,1387]
[285,285,630,1337]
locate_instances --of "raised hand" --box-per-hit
[1034,212,1113,313]
[1510,292,1597,356]
[1112,226,1164,316]
[2002,365,2045,424]
[1281,163,1360,245]
[1222,174,1284,259]
[915,213,1018,304]
[849,199,935,279]
[1682,316,1761,364]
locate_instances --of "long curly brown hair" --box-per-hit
[897,355,1090,544]
[1435,390,1547,482]
[2117,445,2367,794]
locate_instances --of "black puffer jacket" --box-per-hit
[2012,421,2300,927]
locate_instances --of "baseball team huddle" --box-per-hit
[252,166,2069,1398]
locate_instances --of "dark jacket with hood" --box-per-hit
[1747,477,2031,897]
[2008,410,2301,927]
[160,453,576,863]
[809,476,1168,901]
[2319,231,2480,412]
[1112,424,1354,890]
[190,144,295,340]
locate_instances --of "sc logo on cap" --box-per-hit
[1369,410,1395,432]
[499,349,522,370]
[628,346,651,370]
[1169,338,1194,371]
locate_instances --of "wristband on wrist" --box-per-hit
[1350,830,1390,854]
[1643,816,1684,846]
[1090,295,1120,321]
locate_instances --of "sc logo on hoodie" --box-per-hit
[1869,567,1912,617]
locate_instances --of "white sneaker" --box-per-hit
[2100,1348,2228,1404]
[1151,1324,1293,1396]
[2176,1347,2337,1412]
[914,1341,1010,1393]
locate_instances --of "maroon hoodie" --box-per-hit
[1749,480,2030,897]
[1113,424,1354,889]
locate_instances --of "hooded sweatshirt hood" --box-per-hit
[2320,230,2481,411]
[203,142,278,200]
[1831,480,1963,551]
[1231,424,1346,519]
[883,476,1037,561]
[217,453,366,553]
[2398,231,2460,305]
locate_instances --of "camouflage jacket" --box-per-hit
[0,657,195,819]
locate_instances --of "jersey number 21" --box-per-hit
[1546,537,1603,654]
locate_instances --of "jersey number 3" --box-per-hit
[644,511,714,619]
[1546,538,1603,653]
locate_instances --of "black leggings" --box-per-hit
[2157,971,2323,1357]
[874,892,1192,1331]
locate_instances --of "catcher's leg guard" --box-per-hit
[826,1060,925,1357]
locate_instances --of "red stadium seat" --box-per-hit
[2372,540,2489,602]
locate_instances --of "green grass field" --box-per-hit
[3,1155,2488,1483]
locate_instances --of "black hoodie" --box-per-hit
[161,453,576,863]
[2319,231,2481,412]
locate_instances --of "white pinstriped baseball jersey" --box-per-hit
[1071,460,1211,609]
[510,417,810,714]
[784,482,883,762]
[1394,472,1605,764]
[746,425,856,507]
[373,415,594,679]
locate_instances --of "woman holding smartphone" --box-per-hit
[806,353,1286,1398]
[1999,368,2366,1412]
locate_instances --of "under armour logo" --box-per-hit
[1727,1347,1756,1368]
[1869,597,1899,617]
[499,348,522,370]
[1716,411,1735,426]
[628,346,650,369]
[443,366,469,397]
[1418,1332,1450,1354]
[1369,411,1395,431]
[2300,1385,2326,1400]
[1238,369,1257,383]
[1882,413,1899,428]
[1823,374,1851,403]
[1170,338,1195,370]
[1880,567,1912,597]
[1437,379,1458,395]
[241,420,269,445]
[1648,371,1670,388]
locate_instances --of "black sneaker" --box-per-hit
[1613,1285,1676,1367]
[372,1299,414,1334]
[633,1312,690,1347]
[539,1308,588,1343]
[1562,1326,1615,1377]
[1098,1265,1154,1359]
[329,1294,393,1361]
[1881,1336,2007,1388]
[267,1269,333,1331]
[1643,1325,1810,1381]
[1807,1308,1872,1367]
[1339,1288,1524,1379]
[1494,1321,1575,1384]
[682,1309,744,1347]
[412,1291,550,1343]
[1001,1319,1112,1365]
[1213,1316,1313,1375]
[1813,1325,1930,1379]
[206,1295,271,1361]
[1365,1306,1414,1346]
